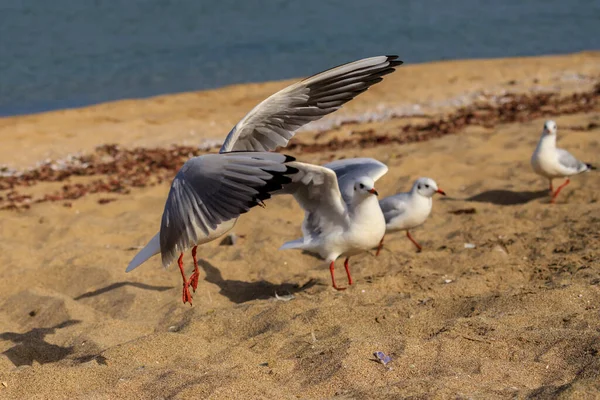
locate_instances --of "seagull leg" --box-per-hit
[344,257,353,286]
[329,261,346,291]
[187,246,200,292]
[551,179,570,204]
[177,253,193,306]
[375,236,384,257]
[407,231,423,252]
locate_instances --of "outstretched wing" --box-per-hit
[323,158,389,205]
[278,162,349,242]
[220,56,403,153]
[160,152,298,267]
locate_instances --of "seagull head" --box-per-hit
[354,177,378,197]
[413,177,445,198]
[543,120,558,136]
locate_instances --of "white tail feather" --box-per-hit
[126,233,161,272]
[279,238,306,251]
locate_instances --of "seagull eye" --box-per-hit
[425,184,429,188]
[359,183,364,189]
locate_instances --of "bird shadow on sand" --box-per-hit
[0,320,81,366]
[73,282,173,300]
[442,189,549,206]
[199,259,317,304]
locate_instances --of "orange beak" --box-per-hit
[436,189,446,196]
[368,188,379,196]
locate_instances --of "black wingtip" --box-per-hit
[385,55,403,67]
[251,165,297,206]
[285,165,300,175]
[587,163,596,170]
[255,192,272,202]
[283,154,296,163]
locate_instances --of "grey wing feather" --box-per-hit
[160,152,297,267]
[220,56,403,153]
[323,158,389,205]
[557,148,589,174]
[277,162,349,241]
[379,193,409,225]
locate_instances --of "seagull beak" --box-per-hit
[436,189,446,196]
[369,188,379,196]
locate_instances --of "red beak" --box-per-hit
[368,188,379,196]
[436,189,446,196]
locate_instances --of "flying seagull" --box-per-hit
[126,55,403,304]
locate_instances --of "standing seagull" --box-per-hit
[126,56,403,304]
[376,177,445,255]
[531,120,595,203]
[279,158,388,290]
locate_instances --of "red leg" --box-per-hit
[375,236,384,257]
[177,253,193,306]
[407,231,423,252]
[344,258,353,286]
[329,261,346,291]
[550,179,570,204]
[188,246,200,292]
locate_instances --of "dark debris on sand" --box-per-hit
[1,83,599,211]
[288,82,600,153]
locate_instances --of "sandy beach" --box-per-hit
[1,52,599,399]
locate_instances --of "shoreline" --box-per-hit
[2,50,598,119]
[1,51,599,169]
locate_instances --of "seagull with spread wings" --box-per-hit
[279,158,388,290]
[125,56,403,304]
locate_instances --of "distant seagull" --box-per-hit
[126,56,403,304]
[531,120,595,203]
[377,177,445,255]
[279,158,387,290]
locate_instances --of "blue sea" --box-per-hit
[1,0,598,116]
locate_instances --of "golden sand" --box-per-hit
[0,52,599,399]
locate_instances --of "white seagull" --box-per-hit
[127,152,298,304]
[279,158,388,290]
[531,120,595,203]
[377,177,445,255]
[126,55,403,304]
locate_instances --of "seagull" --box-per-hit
[531,120,595,203]
[376,177,445,255]
[126,55,403,304]
[126,152,298,305]
[279,158,388,290]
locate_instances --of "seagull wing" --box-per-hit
[220,56,402,153]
